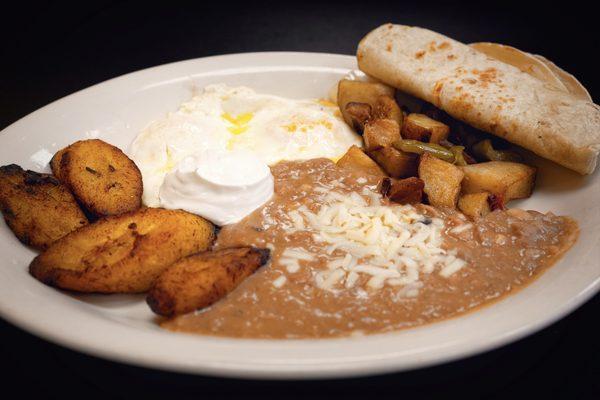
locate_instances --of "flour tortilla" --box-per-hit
[469,42,592,102]
[533,54,593,102]
[357,24,600,175]
[468,42,568,93]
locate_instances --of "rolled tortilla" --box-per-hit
[357,24,600,175]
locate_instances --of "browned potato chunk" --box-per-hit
[344,102,372,132]
[337,145,386,177]
[369,146,418,179]
[337,80,394,127]
[373,95,404,127]
[458,192,491,219]
[402,113,450,144]
[0,164,88,250]
[51,139,142,218]
[29,208,216,293]
[363,119,401,152]
[419,153,464,208]
[460,161,536,201]
[147,247,270,317]
[380,177,424,204]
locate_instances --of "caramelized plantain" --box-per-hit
[147,247,270,317]
[29,208,216,293]
[51,139,142,217]
[0,164,88,250]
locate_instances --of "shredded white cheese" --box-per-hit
[283,187,466,293]
[450,223,473,235]
[272,275,287,288]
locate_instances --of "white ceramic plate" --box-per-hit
[0,52,599,380]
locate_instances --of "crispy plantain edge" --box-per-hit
[147,246,270,317]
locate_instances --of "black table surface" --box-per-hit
[1,2,598,398]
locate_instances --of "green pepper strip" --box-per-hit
[393,139,455,163]
[450,146,468,166]
[472,139,522,162]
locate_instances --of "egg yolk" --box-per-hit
[222,112,253,135]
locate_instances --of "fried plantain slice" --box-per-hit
[147,247,270,317]
[51,139,142,217]
[29,208,216,293]
[49,147,67,181]
[0,164,88,250]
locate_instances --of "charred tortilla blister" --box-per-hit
[29,208,217,293]
[0,164,88,250]
[51,139,143,218]
[147,246,271,317]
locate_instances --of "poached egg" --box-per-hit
[130,84,361,208]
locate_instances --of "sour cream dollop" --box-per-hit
[159,150,274,225]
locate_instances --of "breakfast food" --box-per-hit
[369,146,419,178]
[0,164,88,250]
[337,80,397,128]
[164,159,577,338]
[30,208,216,293]
[130,84,361,207]
[159,150,274,225]
[402,113,449,144]
[336,145,386,177]
[147,247,271,317]
[418,153,464,208]
[380,176,424,204]
[51,139,143,217]
[469,42,592,102]
[357,24,600,174]
[460,161,536,201]
[457,192,492,219]
[2,23,593,341]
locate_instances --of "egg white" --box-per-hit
[130,84,361,206]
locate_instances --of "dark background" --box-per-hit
[1,1,598,398]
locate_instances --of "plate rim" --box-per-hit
[1,51,598,380]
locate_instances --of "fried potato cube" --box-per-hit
[458,192,491,219]
[369,146,418,179]
[344,102,372,132]
[336,145,386,177]
[402,113,450,144]
[460,161,536,201]
[147,247,270,317]
[363,119,401,152]
[337,80,394,128]
[373,95,404,127]
[0,164,88,250]
[51,139,142,218]
[380,177,424,204]
[419,153,464,209]
[29,208,216,293]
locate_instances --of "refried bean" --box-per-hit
[162,159,578,338]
